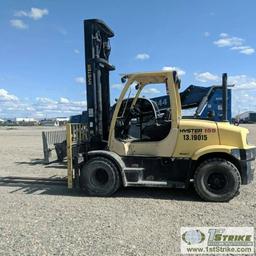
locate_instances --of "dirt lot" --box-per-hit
[0,125,255,255]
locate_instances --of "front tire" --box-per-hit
[80,157,121,196]
[194,158,241,202]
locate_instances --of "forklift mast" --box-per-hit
[84,19,115,145]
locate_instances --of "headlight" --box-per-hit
[246,148,256,160]
[231,149,241,160]
[246,133,253,146]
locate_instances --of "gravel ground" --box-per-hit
[0,125,255,256]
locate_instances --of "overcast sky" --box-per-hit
[0,0,256,118]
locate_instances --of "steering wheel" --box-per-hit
[118,98,158,139]
[130,105,141,117]
[162,108,171,121]
[120,105,141,138]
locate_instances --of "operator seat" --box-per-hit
[140,101,172,141]
[142,120,171,141]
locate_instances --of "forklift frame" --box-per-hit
[66,123,87,189]
[63,19,256,203]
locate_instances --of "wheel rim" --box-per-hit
[93,168,109,186]
[207,173,228,193]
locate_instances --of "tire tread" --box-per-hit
[80,156,121,196]
[194,158,241,202]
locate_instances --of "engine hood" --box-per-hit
[216,122,249,148]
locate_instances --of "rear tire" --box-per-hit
[194,158,241,202]
[80,157,121,196]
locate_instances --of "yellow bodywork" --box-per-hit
[108,71,252,160]
[108,71,180,157]
[66,71,254,190]
[173,119,252,160]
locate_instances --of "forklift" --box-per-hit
[67,19,256,202]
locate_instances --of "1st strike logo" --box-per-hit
[180,128,216,141]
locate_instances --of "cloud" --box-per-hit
[15,7,49,20]
[213,33,254,55]
[230,46,255,55]
[26,106,35,111]
[204,32,210,37]
[229,75,256,90]
[33,97,86,117]
[143,88,160,94]
[34,97,86,115]
[240,48,255,55]
[0,89,27,116]
[214,33,244,47]
[111,84,122,90]
[74,49,80,54]
[0,88,87,118]
[193,72,256,89]
[10,7,48,30]
[231,46,249,50]
[10,19,28,29]
[162,66,186,76]
[194,72,219,82]
[219,33,228,38]
[135,53,150,60]
[59,97,70,104]
[214,37,243,47]
[192,73,256,115]
[75,76,85,84]
[232,90,256,115]
[36,97,57,104]
[0,89,19,101]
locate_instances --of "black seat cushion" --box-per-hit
[142,121,171,141]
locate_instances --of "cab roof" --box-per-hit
[122,71,175,84]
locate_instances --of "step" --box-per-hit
[124,167,144,182]
[123,167,145,172]
[126,180,186,188]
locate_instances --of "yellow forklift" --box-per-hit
[66,19,255,202]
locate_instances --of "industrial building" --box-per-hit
[236,111,256,123]
[15,118,38,125]
[40,117,69,127]
[15,117,36,123]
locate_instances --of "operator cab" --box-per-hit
[114,80,172,142]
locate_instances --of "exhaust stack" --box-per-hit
[222,73,228,122]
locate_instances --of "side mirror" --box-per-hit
[207,110,215,119]
[121,76,127,83]
[172,71,181,89]
[135,83,140,90]
[177,78,181,89]
[172,71,177,83]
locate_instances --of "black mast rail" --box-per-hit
[84,19,115,148]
